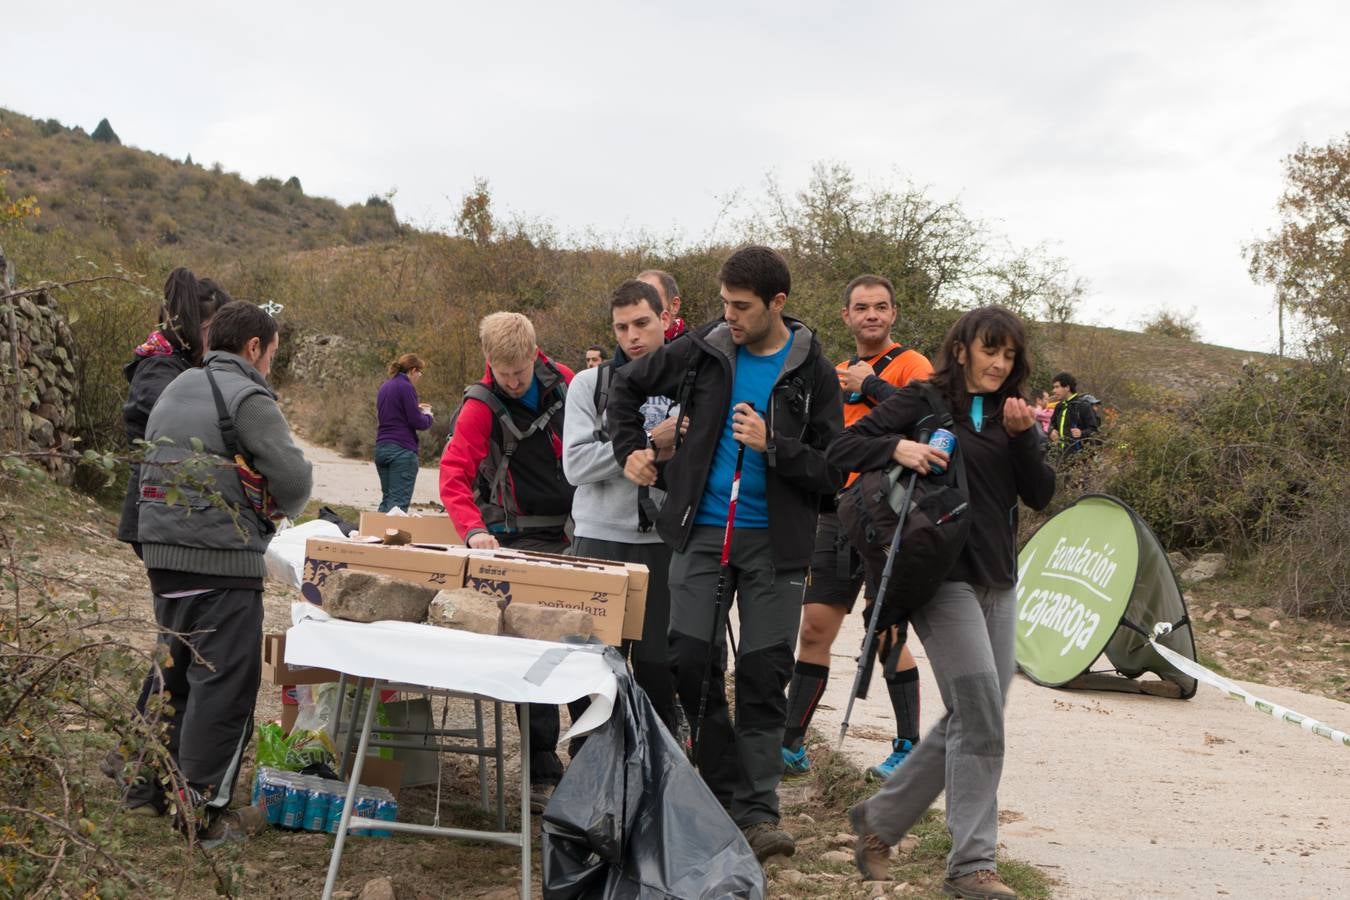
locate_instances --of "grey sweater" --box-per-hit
[562,365,672,544]
[139,351,312,578]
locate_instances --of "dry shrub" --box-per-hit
[1257,474,1350,619]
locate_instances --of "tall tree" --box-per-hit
[1246,133,1350,358]
[90,118,120,144]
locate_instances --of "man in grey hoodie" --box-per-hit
[136,300,312,845]
[563,279,680,732]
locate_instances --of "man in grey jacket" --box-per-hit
[136,300,312,845]
[563,279,680,732]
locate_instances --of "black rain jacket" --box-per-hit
[608,316,843,569]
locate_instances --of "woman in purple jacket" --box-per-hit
[375,353,433,512]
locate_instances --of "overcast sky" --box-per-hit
[9,1,1350,352]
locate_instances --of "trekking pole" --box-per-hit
[690,402,751,762]
[838,427,930,749]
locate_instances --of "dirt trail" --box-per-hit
[295,440,1350,899]
[291,433,442,512]
[817,612,1350,899]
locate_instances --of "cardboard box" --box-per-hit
[342,754,406,802]
[262,632,340,686]
[327,696,439,789]
[465,548,642,646]
[358,511,462,546]
[301,538,470,606]
[496,548,649,643]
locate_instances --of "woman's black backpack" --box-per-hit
[836,384,972,632]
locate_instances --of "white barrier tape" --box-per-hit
[1148,636,1350,748]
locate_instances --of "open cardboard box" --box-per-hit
[301,538,470,605]
[262,632,340,686]
[302,537,647,647]
[357,510,462,546]
[466,547,647,646]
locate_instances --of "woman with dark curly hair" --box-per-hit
[829,306,1055,899]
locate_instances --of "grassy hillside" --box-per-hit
[0,107,401,259]
[1032,321,1282,409]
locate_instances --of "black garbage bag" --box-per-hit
[317,505,358,536]
[541,650,764,899]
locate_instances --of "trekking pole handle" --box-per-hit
[721,402,752,566]
[838,426,930,749]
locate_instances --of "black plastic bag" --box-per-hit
[541,650,764,899]
[317,505,358,536]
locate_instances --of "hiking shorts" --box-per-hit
[804,512,872,612]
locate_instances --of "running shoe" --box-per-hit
[780,744,810,776]
[866,738,914,782]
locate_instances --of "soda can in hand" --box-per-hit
[927,428,957,474]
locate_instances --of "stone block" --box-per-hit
[35,402,64,428]
[426,588,502,635]
[502,603,594,642]
[1180,552,1226,584]
[322,569,437,623]
[28,413,53,446]
[356,877,397,900]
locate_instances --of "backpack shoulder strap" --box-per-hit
[592,361,614,442]
[915,382,954,430]
[870,344,906,378]
[203,368,238,459]
[673,353,702,451]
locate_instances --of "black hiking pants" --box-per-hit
[500,530,587,785]
[149,587,263,811]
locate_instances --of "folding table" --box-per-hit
[282,605,618,900]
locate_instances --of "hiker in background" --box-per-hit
[562,279,679,733]
[1048,371,1099,453]
[638,268,687,341]
[1031,389,1053,434]
[610,245,843,863]
[136,300,312,844]
[374,353,433,513]
[438,311,577,812]
[585,345,606,369]
[105,266,231,807]
[832,306,1054,898]
[782,274,932,782]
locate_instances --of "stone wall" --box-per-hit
[2,289,79,480]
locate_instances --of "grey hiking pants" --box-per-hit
[669,526,806,828]
[858,581,1017,878]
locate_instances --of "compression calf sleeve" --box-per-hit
[782,660,830,750]
[885,664,921,743]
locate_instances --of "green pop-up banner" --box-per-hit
[1015,494,1197,697]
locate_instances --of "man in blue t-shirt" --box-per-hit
[608,246,843,863]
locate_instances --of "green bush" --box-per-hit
[1094,360,1350,616]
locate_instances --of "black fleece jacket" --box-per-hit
[118,353,192,545]
[828,384,1056,588]
[608,316,844,569]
